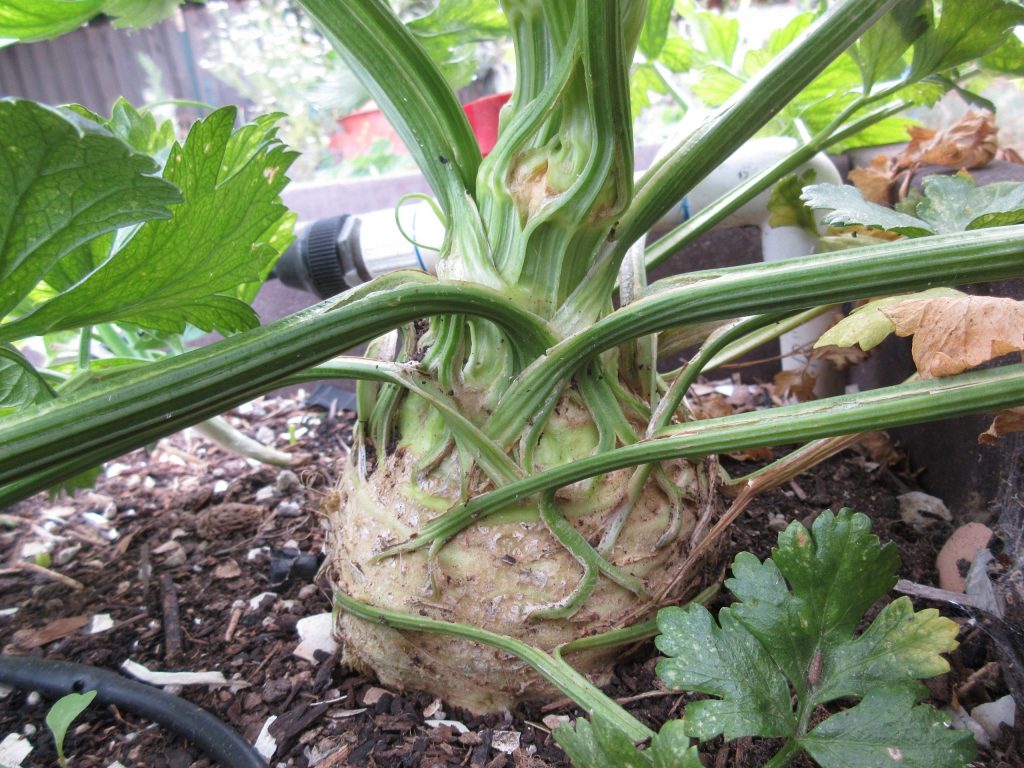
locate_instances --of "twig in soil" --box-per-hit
[157,440,207,467]
[0,560,84,590]
[614,689,683,706]
[224,600,245,642]
[159,573,184,664]
[894,578,987,608]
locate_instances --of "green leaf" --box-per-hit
[554,716,702,768]
[0,107,296,341]
[909,0,1024,80]
[805,176,1024,240]
[639,0,674,60]
[768,170,818,233]
[726,510,901,695]
[692,11,739,67]
[0,0,102,44]
[919,175,1024,233]
[658,36,693,73]
[981,29,1024,75]
[800,684,976,768]
[656,604,795,740]
[45,689,97,767]
[0,99,181,321]
[0,345,54,411]
[0,0,185,43]
[801,184,934,237]
[406,0,508,91]
[850,0,930,91]
[814,288,962,351]
[101,0,183,29]
[814,598,960,704]
[631,64,668,117]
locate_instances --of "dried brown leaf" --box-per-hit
[856,430,904,466]
[772,368,817,402]
[897,111,998,171]
[726,446,775,462]
[849,155,895,205]
[979,406,1024,445]
[811,344,869,370]
[690,393,733,420]
[882,295,1024,378]
[997,146,1024,164]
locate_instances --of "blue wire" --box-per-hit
[411,208,427,272]
[681,196,691,222]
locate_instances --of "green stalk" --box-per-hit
[333,589,653,742]
[621,0,896,247]
[298,0,479,216]
[556,0,899,324]
[77,326,92,370]
[643,100,910,272]
[0,277,554,497]
[486,225,1024,446]
[381,363,1024,556]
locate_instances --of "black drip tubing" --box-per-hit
[0,655,267,768]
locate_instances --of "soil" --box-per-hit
[0,387,1020,768]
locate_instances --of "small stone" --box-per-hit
[214,560,242,580]
[898,491,951,531]
[275,470,302,494]
[491,730,521,754]
[294,613,338,663]
[361,686,390,706]
[276,501,302,517]
[971,695,1015,741]
[297,584,319,601]
[254,485,276,503]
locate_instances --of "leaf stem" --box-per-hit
[332,589,654,742]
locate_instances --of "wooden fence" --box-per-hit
[0,4,245,116]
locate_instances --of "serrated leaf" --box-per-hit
[639,0,674,59]
[922,175,1024,233]
[909,0,1024,80]
[692,11,739,68]
[0,100,181,321]
[800,684,976,768]
[850,0,930,91]
[656,604,794,740]
[102,0,182,29]
[814,288,963,351]
[0,345,53,410]
[0,107,296,341]
[406,0,508,91]
[649,720,701,768]
[631,64,668,117]
[814,598,959,704]
[725,510,901,699]
[554,716,701,768]
[658,36,692,73]
[882,294,1024,379]
[0,0,102,44]
[981,29,1024,75]
[0,0,182,43]
[768,170,817,233]
[801,184,934,236]
[49,464,103,498]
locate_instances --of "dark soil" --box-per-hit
[0,389,1019,767]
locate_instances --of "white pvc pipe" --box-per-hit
[652,135,844,395]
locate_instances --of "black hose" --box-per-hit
[0,655,267,768]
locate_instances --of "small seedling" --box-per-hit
[45,690,97,768]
